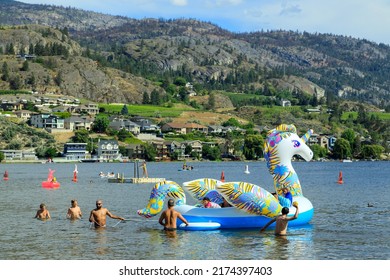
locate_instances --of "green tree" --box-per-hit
[222,118,241,127]
[341,129,355,151]
[243,135,264,160]
[361,144,384,159]
[150,89,161,105]
[143,142,157,161]
[9,75,22,90]
[174,77,186,86]
[1,62,9,81]
[45,147,57,159]
[207,92,216,111]
[142,92,150,104]
[310,144,328,160]
[92,116,109,133]
[21,60,29,71]
[121,104,129,115]
[332,138,351,159]
[0,151,4,162]
[202,145,221,161]
[72,129,90,143]
[117,128,131,141]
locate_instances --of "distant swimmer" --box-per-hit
[35,203,51,220]
[159,199,188,231]
[67,199,82,220]
[89,199,124,228]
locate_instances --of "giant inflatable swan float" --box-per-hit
[138,124,314,230]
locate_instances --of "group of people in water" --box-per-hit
[35,186,298,236]
[35,199,124,228]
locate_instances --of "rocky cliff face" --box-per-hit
[1,0,390,107]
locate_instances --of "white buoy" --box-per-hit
[244,165,250,174]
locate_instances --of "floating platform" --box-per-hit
[108,177,166,184]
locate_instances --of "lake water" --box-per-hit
[0,160,389,260]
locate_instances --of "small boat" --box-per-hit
[244,165,250,174]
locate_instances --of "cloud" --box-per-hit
[171,0,188,6]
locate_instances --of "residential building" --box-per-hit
[161,122,208,135]
[62,143,88,160]
[109,117,141,135]
[97,139,121,161]
[0,149,38,161]
[75,103,99,115]
[14,110,33,122]
[30,113,64,130]
[64,116,94,131]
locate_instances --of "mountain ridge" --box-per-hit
[0,0,389,109]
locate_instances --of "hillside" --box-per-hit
[0,0,388,109]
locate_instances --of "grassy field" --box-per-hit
[99,103,197,118]
[341,111,390,121]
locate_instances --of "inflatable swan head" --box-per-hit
[263,124,313,196]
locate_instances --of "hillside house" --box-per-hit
[109,117,141,135]
[97,139,121,161]
[30,113,64,130]
[62,143,88,160]
[64,116,94,131]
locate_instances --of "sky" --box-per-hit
[18,0,390,45]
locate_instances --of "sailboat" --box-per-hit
[337,171,343,184]
[244,165,250,174]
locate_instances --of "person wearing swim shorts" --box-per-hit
[89,199,124,228]
[260,203,299,236]
[159,199,189,230]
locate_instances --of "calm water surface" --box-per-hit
[0,161,389,260]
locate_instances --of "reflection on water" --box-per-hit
[0,161,389,260]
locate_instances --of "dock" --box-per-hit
[108,177,166,184]
[107,160,165,184]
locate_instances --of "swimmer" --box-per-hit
[67,199,82,220]
[35,203,51,220]
[89,200,124,228]
[159,199,188,231]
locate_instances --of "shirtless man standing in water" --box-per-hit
[89,200,124,228]
[260,203,299,235]
[35,203,51,220]
[159,199,189,231]
[67,199,82,220]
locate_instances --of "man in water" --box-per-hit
[159,199,189,231]
[35,203,51,220]
[67,199,82,220]
[89,199,124,228]
[260,203,299,235]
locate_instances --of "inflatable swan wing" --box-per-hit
[216,182,282,218]
[137,180,186,218]
[183,178,224,205]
